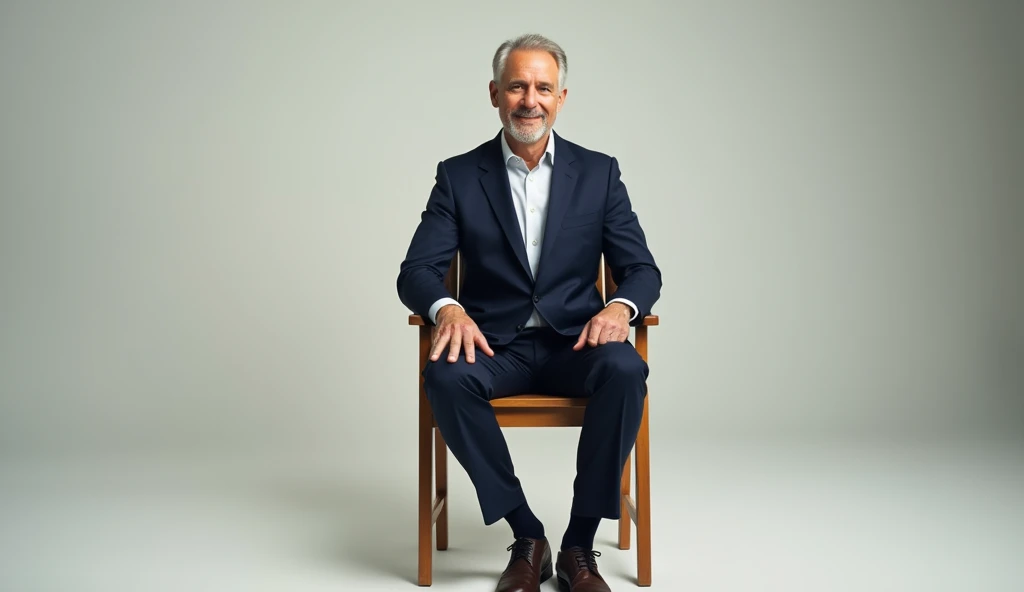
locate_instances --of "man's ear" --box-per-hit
[489,80,499,108]
[557,88,567,112]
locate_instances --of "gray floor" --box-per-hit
[2,439,1023,591]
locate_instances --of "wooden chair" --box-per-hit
[408,252,659,586]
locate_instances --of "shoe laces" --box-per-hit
[573,548,602,572]
[506,538,536,565]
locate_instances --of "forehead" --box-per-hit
[502,49,559,83]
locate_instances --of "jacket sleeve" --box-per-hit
[397,161,460,321]
[601,157,662,324]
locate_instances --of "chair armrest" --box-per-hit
[410,313,658,326]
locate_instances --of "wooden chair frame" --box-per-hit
[409,252,658,586]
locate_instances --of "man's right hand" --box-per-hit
[431,305,495,364]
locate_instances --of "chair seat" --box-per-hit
[490,394,589,408]
[429,394,590,428]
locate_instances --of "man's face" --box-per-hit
[490,49,567,145]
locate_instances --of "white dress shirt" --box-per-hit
[429,132,638,326]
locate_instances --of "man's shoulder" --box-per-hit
[556,134,615,166]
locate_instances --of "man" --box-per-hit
[397,34,661,592]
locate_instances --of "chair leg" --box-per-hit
[618,452,631,550]
[435,427,449,551]
[418,393,433,585]
[635,397,652,586]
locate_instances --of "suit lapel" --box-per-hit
[537,132,579,285]
[479,134,533,280]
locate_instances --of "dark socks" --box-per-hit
[504,502,544,540]
[561,514,601,550]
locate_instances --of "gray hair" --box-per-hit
[492,34,568,91]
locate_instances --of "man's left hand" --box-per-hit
[573,302,632,351]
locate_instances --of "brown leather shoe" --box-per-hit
[495,537,552,592]
[555,547,611,592]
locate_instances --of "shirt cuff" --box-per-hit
[428,297,462,324]
[606,298,639,322]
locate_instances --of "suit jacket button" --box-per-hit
[516,324,524,332]
[533,296,540,303]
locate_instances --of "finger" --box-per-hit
[573,322,591,351]
[430,327,451,361]
[447,327,463,362]
[598,325,614,345]
[587,322,602,347]
[602,323,625,344]
[463,327,476,363]
[475,332,495,357]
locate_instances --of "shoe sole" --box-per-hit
[540,559,553,584]
[555,568,569,592]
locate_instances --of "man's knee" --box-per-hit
[603,342,648,375]
[594,342,649,393]
[422,360,489,406]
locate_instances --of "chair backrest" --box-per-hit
[443,252,617,303]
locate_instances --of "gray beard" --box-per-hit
[505,114,548,144]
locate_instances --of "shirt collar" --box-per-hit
[500,130,556,167]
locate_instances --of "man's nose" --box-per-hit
[522,87,538,108]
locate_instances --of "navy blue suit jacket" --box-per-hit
[398,131,661,347]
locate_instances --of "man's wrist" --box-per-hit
[605,301,632,319]
[437,303,463,321]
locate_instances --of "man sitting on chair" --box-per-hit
[397,33,661,592]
